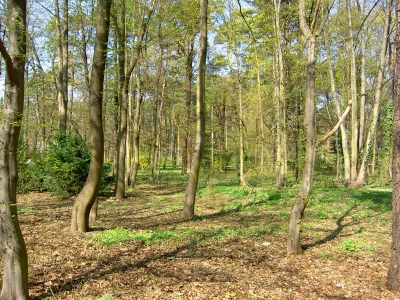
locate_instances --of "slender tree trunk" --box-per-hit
[288,35,317,254]
[114,1,127,199]
[55,0,68,132]
[288,0,331,254]
[274,0,287,188]
[0,0,29,298]
[131,72,144,186]
[358,0,366,151]
[387,1,400,289]
[355,0,391,188]
[237,64,246,186]
[182,0,208,219]
[324,30,351,186]
[71,0,111,232]
[114,3,154,196]
[182,43,194,175]
[348,0,358,183]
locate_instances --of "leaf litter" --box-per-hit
[3,186,399,299]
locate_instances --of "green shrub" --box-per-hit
[18,134,114,197]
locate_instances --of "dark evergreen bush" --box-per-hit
[18,133,114,196]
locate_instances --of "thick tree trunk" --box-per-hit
[387,2,400,289]
[71,0,111,232]
[182,0,207,219]
[0,0,29,298]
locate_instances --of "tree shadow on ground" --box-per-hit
[29,230,232,299]
[302,206,360,250]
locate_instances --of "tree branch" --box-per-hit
[0,38,14,79]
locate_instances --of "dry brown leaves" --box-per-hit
[4,187,400,299]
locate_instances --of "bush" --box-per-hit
[18,133,114,197]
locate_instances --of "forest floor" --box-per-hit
[11,180,400,299]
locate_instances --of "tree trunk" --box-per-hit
[182,0,207,219]
[387,2,400,289]
[355,0,391,188]
[71,0,111,232]
[324,30,351,186]
[182,42,194,175]
[0,0,29,298]
[114,2,153,196]
[131,72,144,186]
[348,0,358,183]
[274,0,287,188]
[114,1,127,199]
[55,0,69,133]
[288,35,316,255]
[288,0,331,254]
[358,0,366,151]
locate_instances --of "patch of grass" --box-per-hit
[92,228,133,245]
[17,207,36,214]
[339,238,375,253]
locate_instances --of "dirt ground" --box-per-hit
[10,185,400,299]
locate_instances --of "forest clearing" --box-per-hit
[15,171,397,299]
[1,0,400,297]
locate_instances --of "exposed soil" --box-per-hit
[8,185,400,299]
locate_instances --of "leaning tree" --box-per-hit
[71,0,112,232]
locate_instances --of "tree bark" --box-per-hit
[131,71,144,186]
[182,0,208,219]
[114,2,154,197]
[348,0,358,183]
[182,42,195,175]
[288,0,331,254]
[273,0,287,188]
[55,0,69,132]
[71,0,111,232]
[324,30,351,185]
[387,1,400,289]
[355,0,391,188]
[0,0,29,298]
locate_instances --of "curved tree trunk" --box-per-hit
[287,0,331,254]
[71,0,111,232]
[182,0,208,219]
[0,0,29,298]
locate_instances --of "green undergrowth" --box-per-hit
[91,182,391,254]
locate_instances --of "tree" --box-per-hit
[71,0,112,232]
[114,0,155,198]
[355,0,391,187]
[386,0,400,290]
[55,0,69,132]
[287,0,331,254]
[0,0,29,298]
[182,0,208,219]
